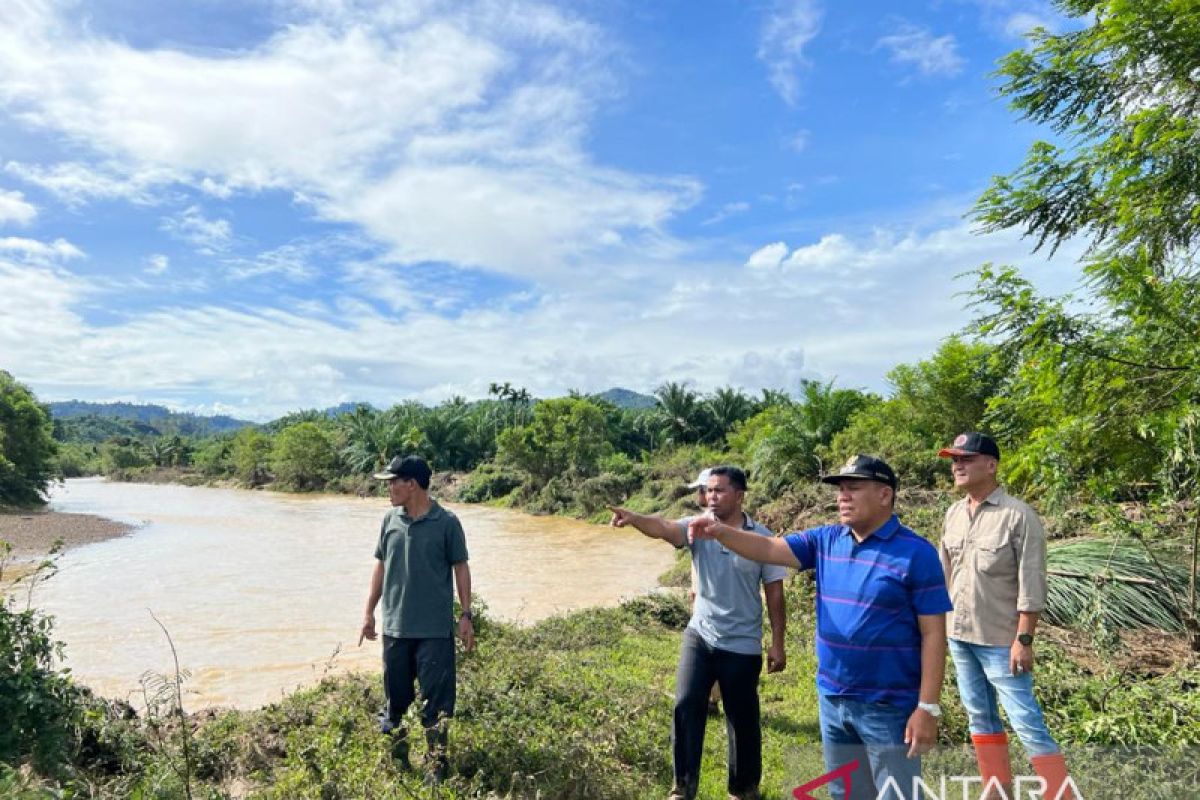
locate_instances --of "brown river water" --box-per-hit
[31,478,675,709]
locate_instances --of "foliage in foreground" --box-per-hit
[3,575,1199,799]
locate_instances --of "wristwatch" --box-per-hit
[460,610,473,622]
[917,702,942,718]
[1017,633,1034,646]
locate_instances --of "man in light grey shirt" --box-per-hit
[610,465,786,800]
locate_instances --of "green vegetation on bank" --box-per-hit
[3,568,1199,800]
[0,372,58,508]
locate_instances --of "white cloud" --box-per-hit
[0,260,91,359]
[0,236,84,262]
[161,206,233,254]
[0,1,694,282]
[958,1,1070,42]
[145,254,169,275]
[224,236,369,281]
[787,128,811,153]
[877,23,965,78]
[1004,11,1059,38]
[4,161,164,206]
[335,164,698,279]
[758,0,823,105]
[745,241,789,271]
[701,202,750,227]
[1,213,1084,418]
[0,188,36,225]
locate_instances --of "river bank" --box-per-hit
[0,508,135,560]
[5,585,1199,799]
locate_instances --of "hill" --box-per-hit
[595,387,657,409]
[48,401,253,441]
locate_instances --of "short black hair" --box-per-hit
[393,455,432,489]
[708,465,747,492]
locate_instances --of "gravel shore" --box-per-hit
[1,509,135,559]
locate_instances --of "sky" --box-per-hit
[0,0,1087,421]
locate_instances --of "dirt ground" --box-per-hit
[1041,624,1198,675]
[0,509,135,560]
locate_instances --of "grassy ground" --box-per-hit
[5,578,1198,799]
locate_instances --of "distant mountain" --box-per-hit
[48,401,254,440]
[49,400,176,423]
[323,401,373,418]
[595,387,658,409]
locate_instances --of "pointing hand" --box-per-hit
[608,506,634,528]
[688,514,722,544]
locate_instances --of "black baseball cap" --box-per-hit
[821,454,898,490]
[373,455,433,485]
[938,432,1001,460]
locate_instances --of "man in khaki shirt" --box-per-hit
[938,432,1075,800]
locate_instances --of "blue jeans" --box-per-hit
[818,694,922,800]
[948,639,1059,757]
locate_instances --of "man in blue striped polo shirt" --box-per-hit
[690,455,952,800]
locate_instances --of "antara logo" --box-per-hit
[792,765,1086,800]
[791,760,858,799]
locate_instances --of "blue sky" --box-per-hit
[0,0,1085,420]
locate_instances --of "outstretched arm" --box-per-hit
[689,517,800,568]
[608,506,686,547]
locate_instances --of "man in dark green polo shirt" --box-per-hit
[359,455,474,783]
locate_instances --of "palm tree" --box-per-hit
[795,380,872,448]
[338,405,389,474]
[653,381,707,446]
[706,386,755,441]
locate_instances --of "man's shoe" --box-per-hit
[667,782,694,800]
[729,790,760,800]
[388,734,411,771]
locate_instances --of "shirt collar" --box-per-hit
[841,513,900,541]
[982,487,1008,506]
[401,500,443,523]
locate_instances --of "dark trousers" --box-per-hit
[381,635,456,739]
[673,627,763,798]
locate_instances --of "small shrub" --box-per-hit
[456,462,521,503]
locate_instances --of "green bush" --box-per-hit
[271,422,339,491]
[0,550,77,774]
[456,461,521,503]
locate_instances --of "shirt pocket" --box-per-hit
[974,538,1014,576]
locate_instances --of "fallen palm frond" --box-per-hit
[1044,539,1189,633]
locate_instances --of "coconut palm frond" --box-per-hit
[1044,539,1189,633]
